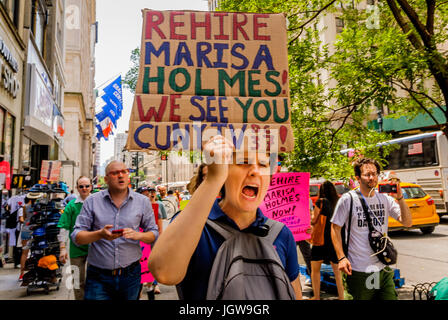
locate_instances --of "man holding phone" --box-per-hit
[330,158,412,300]
[71,160,159,300]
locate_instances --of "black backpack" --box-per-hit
[5,208,19,229]
[205,219,296,300]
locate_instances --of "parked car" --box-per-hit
[388,182,440,234]
[310,180,350,206]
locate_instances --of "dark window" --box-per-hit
[31,0,46,55]
[383,137,439,170]
[310,185,319,197]
[402,187,427,199]
[336,17,344,33]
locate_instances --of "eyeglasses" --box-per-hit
[78,185,91,189]
[107,169,129,177]
[361,172,378,178]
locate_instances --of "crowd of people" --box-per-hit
[0,136,412,301]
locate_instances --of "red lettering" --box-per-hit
[233,13,249,40]
[169,95,181,122]
[191,12,211,39]
[170,12,187,40]
[214,12,229,40]
[253,14,270,40]
[137,95,168,122]
[145,11,166,40]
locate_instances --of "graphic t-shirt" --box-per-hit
[331,190,401,272]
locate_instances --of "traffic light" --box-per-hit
[132,155,138,167]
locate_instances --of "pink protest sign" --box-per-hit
[260,172,311,242]
[140,242,155,284]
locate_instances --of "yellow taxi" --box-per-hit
[388,182,440,234]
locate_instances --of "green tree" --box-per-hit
[123,47,140,93]
[218,0,447,180]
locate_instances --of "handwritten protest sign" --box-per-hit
[40,160,62,182]
[260,172,311,242]
[126,10,294,153]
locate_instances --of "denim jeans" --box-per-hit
[84,262,141,300]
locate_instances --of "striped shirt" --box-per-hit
[71,188,158,270]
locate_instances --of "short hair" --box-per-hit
[353,158,381,177]
[105,160,125,175]
[76,176,92,187]
[167,190,174,195]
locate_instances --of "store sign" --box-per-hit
[29,64,54,128]
[11,174,32,189]
[0,36,20,98]
[0,160,11,190]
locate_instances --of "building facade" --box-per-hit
[62,0,97,190]
[0,0,26,190]
[19,0,70,188]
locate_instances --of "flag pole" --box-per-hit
[95,73,122,91]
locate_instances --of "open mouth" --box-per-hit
[241,185,259,199]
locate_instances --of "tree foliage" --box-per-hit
[218,0,448,180]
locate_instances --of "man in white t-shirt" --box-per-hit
[330,158,412,300]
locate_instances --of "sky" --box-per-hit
[95,0,209,165]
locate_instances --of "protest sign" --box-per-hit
[40,160,62,182]
[260,172,311,242]
[126,10,294,153]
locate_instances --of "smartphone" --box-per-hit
[112,229,124,234]
[378,183,398,193]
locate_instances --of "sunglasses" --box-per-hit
[78,185,91,189]
[107,169,129,177]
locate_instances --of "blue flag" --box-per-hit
[95,75,123,141]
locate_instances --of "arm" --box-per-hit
[392,184,412,227]
[75,226,121,245]
[331,223,352,275]
[396,197,412,227]
[157,218,163,235]
[148,136,233,285]
[291,277,303,300]
[311,204,321,225]
[72,198,121,246]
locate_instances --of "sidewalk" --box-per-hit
[0,262,414,300]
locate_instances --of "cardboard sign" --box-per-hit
[260,172,311,242]
[126,10,294,152]
[40,160,62,182]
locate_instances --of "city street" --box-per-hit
[2,217,447,300]
[390,216,448,286]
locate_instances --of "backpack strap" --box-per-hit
[206,219,237,240]
[263,219,285,245]
[343,192,354,255]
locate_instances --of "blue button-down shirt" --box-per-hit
[71,188,159,270]
[176,199,300,300]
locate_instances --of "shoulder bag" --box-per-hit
[355,190,397,265]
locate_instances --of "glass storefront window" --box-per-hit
[22,136,31,170]
[0,108,4,156]
[4,112,14,163]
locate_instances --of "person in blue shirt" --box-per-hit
[149,136,302,300]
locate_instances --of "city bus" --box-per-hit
[378,131,448,216]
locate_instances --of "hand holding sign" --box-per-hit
[203,135,234,185]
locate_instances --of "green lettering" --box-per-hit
[169,68,191,92]
[235,97,253,123]
[195,69,215,96]
[218,70,246,96]
[254,100,271,122]
[264,71,281,96]
[143,67,165,94]
[248,70,261,97]
[273,98,289,123]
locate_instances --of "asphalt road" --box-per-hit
[389,215,448,286]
